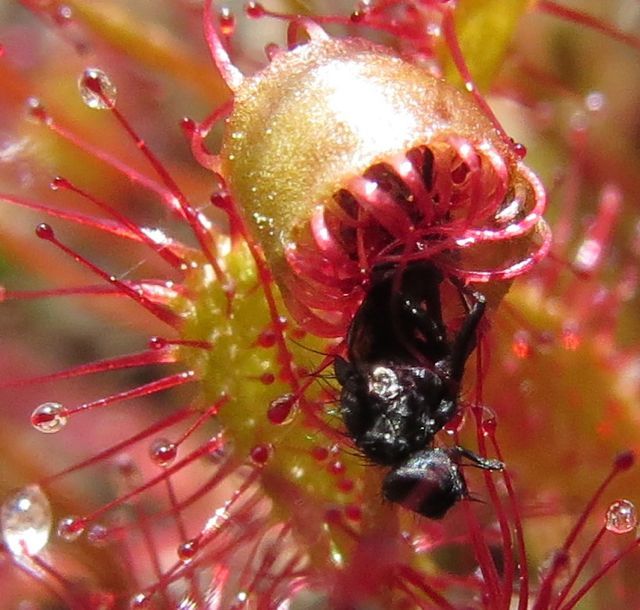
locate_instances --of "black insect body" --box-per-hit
[335,261,502,519]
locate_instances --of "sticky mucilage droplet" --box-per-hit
[1,485,52,556]
[31,401,68,433]
[78,67,118,109]
[605,499,638,534]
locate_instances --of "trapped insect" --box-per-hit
[335,261,502,518]
[207,8,548,518]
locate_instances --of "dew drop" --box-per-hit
[177,539,199,563]
[264,43,280,62]
[87,523,109,546]
[25,97,51,124]
[250,444,270,465]
[35,223,54,240]
[207,433,229,463]
[130,592,151,609]
[78,68,117,110]
[615,450,635,471]
[1,485,52,556]
[218,8,236,37]
[53,4,74,26]
[481,417,497,436]
[180,116,197,137]
[267,393,297,424]
[245,2,265,18]
[513,142,527,159]
[149,438,177,467]
[148,336,167,350]
[328,460,345,475]
[257,329,277,348]
[605,499,637,534]
[57,515,85,541]
[260,372,275,385]
[311,446,329,462]
[443,410,465,435]
[50,176,72,191]
[31,401,68,433]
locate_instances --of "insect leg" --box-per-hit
[448,286,486,382]
[450,445,503,471]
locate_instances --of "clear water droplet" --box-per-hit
[510,141,526,159]
[148,336,167,350]
[250,444,270,465]
[443,410,465,435]
[25,97,51,124]
[57,515,85,541]
[53,4,74,26]
[177,538,198,563]
[78,68,117,110]
[218,7,236,36]
[207,432,229,463]
[245,2,265,18]
[267,393,297,424]
[1,485,52,556]
[615,450,635,472]
[130,592,151,609]
[149,438,177,467]
[31,401,68,433]
[481,417,497,436]
[606,499,637,533]
[87,523,109,546]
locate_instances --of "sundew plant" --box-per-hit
[0,1,640,608]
